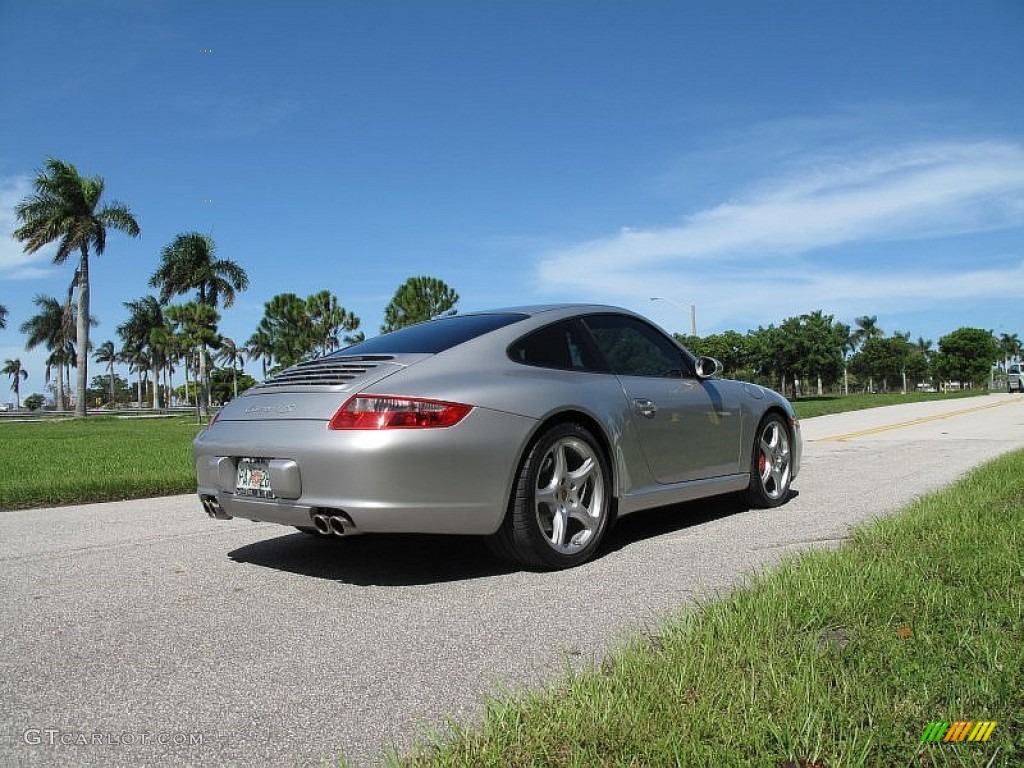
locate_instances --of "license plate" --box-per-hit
[235,458,274,498]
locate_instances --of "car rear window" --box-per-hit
[329,313,528,356]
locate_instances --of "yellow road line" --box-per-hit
[816,397,1021,442]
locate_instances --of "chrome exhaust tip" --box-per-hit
[328,515,352,536]
[201,495,232,520]
[311,513,332,535]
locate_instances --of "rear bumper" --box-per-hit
[194,406,537,535]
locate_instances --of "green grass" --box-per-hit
[393,450,1024,767]
[791,389,985,420]
[0,416,204,510]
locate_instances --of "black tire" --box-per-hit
[488,423,612,570]
[743,412,794,508]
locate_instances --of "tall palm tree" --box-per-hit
[0,303,8,330]
[150,232,247,411]
[13,158,140,417]
[2,359,29,409]
[20,294,75,410]
[94,340,118,406]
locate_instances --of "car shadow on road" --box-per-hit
[227,491,798,587]
[228,532,518,586]
[600,492,773,556]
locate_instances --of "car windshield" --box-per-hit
[329,313,529,356]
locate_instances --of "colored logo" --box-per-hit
[920,721,997,743]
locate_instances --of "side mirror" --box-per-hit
[695,356,724,379]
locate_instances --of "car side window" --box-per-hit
[583,314,691,378]
[508,319,607,372]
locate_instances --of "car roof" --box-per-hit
[460,303,637,318]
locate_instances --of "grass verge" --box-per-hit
[791,389,985,420]
[393,450,1024,767]
[0,416,203,510]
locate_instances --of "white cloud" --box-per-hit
[539,141,1024,279]
[0,175,56,280]
[536,140,1024,331]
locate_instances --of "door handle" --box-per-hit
[633,398,658,418]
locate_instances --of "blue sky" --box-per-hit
[2,0,1023,400]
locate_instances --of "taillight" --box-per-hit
[328,395,473,430]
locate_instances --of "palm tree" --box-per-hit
[0,303,8,329]
[216,337,243,399]
[998,332,1021,371]
[150,232,247,412]
[2,359,29,409]
[166,302,221,418]
[118,296,165,408]
[244,328,274,380]
[20,294,76,410]
[149,322,180,407]
[94,340,118,406]
[13,158,140,417]
[851,315,883,350]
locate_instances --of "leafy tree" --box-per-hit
[86,373,131,408]
[381,276,458,333]
[306,290,361,355]
[253,291,361,370]
[255,292,314,370]
[849,334,925,392]
[676,330,756,381]
[150,232,247,411]
[23,393,45,411]
[3,359,29,409]
[749,312,847,396]
[166,303,221,418]
[209,367,256,405]
[14,157,140,416]
[932,328,999,388]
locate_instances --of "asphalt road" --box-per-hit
[2,394,1023,766]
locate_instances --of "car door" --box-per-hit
[582,313,744,484]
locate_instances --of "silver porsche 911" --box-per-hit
[194,304,800,569]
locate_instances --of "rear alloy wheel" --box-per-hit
[490,423,612,570]
[744,413,793,508]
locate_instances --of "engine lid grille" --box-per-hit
[254,355,396,390]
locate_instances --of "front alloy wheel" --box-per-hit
[744,413,793,508]
[489,423,612,570]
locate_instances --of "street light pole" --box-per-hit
[650,297,697,337]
